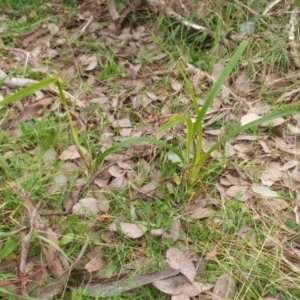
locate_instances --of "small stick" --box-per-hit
[263,0,283,15]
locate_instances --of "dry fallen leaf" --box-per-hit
[47,22,60,35]
[241,113,260,126]
[169,219,181,241]
[108,165,128,177]
[171,80,183,92]
[226,185,252,202]
[84,249,104,273]
[47,174,68,195]
[112,118,132,128]
[189,208,210,219]
[212,273,236,300]
[260,165,282,186]
[13,96,56,125]
[234,72,253,92]
[251,184,279,197]
[153,274,213,297]
[79,55,98,71]
[72,198,106,216]
[166,248,196,283]
[60,145,88,160]
[21,28,47,47]
[110,222,147,239]
[172,295,190,300]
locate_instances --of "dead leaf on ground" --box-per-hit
[13,96,56,125]
[172,295,190,300]
[109,176,127,188]
[78,55,98,71]
[189,207,210,219]
[86,269,179,297]
[171,80,183,92]
[241,113,260,125]
[264,73,289,89]
[60,145,88,160]
[251,184,279,197]
[226,185,252,202]
[151,228,170,238]
[47,173,68,195]
[42,148,57,164]
[47,22,60,35]
[153,274,213,297]
[288,123,300,134]
[72,197,108,216]
[84,249,104,273]
[234,72,253,93]
[21,27,47,47]
[212,273,236,300]
[166,248,196,282]
[109,222,147,239]
[112,118,132,128]
[260,165,282,186]
[169,219,181,241]
[211,62,224,80]
[259,198,289,211]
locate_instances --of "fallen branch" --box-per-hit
[18,201,41,297]
[288,9,300,68]
[165,8,215,38]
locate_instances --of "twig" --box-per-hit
[108,0,120,20]
[18,201,41,298]
[165,8,215,38]
[38,236,90,299]
[263,0,283,15]
[288,9,300,68]
[72,14,94,39]
[21,193,70,279]
[0,256,58,287]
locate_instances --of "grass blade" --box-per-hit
[201,105,300,165]
[185,118,194,164]
[159,115,186,136]
[98,137,184,164]
[193,41,248,136]
[0,78,56,106]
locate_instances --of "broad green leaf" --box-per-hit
[158,115,186,135]
[105,261,118,278]
[60,232,75,246]
[98,137,184,164]
[201,105,300,166]
[0,239,19,261]
[0,78,56,106]
[193,41,248,135]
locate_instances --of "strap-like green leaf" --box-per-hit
[0,78,57,106]
[98,137,184,164]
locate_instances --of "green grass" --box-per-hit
[1,0,300,299]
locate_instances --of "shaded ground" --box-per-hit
[1,0,300,299]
